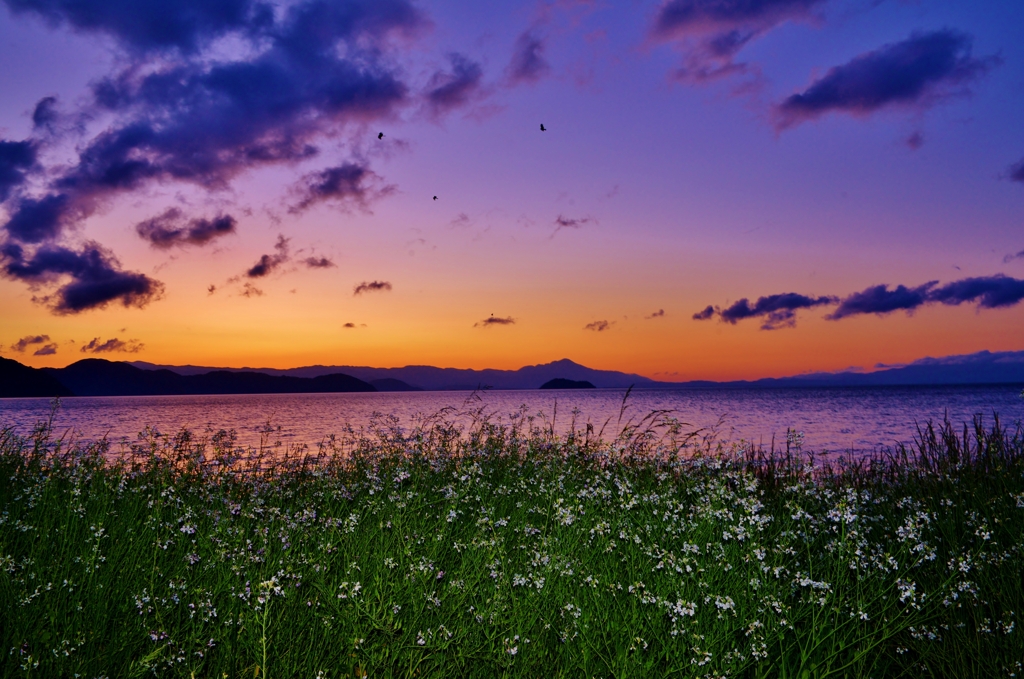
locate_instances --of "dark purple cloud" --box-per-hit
[80,337,143,353]
[1004,249,1024,264]
[33,343,58,355]
[692,304,715,320]
[303,256,336,269]
[828,275,1024,319]
[354,280,392,295]
[719,292,836,329]
[775,30,994,129]
[584,320,612,331]
[31,96,59,131]
[1,241,163,313]
[651,0,825,82]
[929,275,1024,309]
[0,140,37,202]
[507,31,550,85]
[241,282,263,297]
[553,214,595,236]
[246,235,289,278]
[646,308,666,319]
[135,209,237,249]
[475,315,515,327]
[291,162,394,212]
[827,282,938,320]
[10,334,50,352]
[426,53,484,115]
[1009,158,1024,183]
[2,0,274,54]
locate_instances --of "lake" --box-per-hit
[2,384,1023,455]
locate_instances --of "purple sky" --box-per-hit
[1,0,1023,379]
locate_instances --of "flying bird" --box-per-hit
[378,132,384,140]
[540,124,546,131]
[433,195,438,201]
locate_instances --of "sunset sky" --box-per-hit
[1,0,1023,381]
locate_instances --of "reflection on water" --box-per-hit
[1,385,1022,455]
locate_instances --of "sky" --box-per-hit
[1,0,1023,381]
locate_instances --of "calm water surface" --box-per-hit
[1,385,1022,455]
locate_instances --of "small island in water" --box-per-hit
[539,378,596,389]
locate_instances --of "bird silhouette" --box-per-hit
[378,132,384,140]
[433,196,438,201]
[540,124,546,131]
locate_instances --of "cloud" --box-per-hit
[135,208,237,249]
[290,162,395,213]
[474,315,515,327]
[646,308,666,319]
[80,337,143,353]
[906,131,924,150]
[775,30,994,129]
[3,0,275,54]
[303,256,335,269]
[1,240,163,313]
[0,0,449,314]
[1009,157,1024,184]
[343,322,356,328]
[1004,249,1024,264]
[507,31,550,85]
[827,282,937,319]
[650,0,825,83]
[240,282,262,297]
[353,280,392,295]
[720,292,837,329]
[31,96,59,131]
[584,320,612,331]
[10,334,50,352]
[829,275,1024,319]
[929,275,1024,309]
[552,214,595,236]
[694,292,836,329]
[246,235,289,278]
[0,140,37,202]
[33,343,58,355]
[425,53,485,116]
[692,304,715,320]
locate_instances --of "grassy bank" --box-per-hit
[1,401,1022,678]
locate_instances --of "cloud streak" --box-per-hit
[135,209,237,249]
[353,280,392,295]
[584,320,612,331]
[10,334,53,354]
[290,162,395,213]
[80,337,143,353]
[245,235,289,278]
[507,31,550,85]
[426,53,485,116]
[775,30,994,129]
[475,315,515,327]
[650,0,825,83]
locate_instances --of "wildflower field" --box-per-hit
[1,401,1023,678]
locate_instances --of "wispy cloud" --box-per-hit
[650,0,826,83]
[709,292,837,329]
[80,337,143,353]
[10,334,55,355]
[474,315,516,327]
[290,162,395,213]
[303,256,336,269]
[552,214,595,236]
[135,209,237,249]
[507,31,550,85]
[646,308,666,319]
[775,30,995,130]
[425,53,485,116]
[584,320,613,331]
[246,235,290,278]
[354,280,392,295]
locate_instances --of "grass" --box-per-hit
[0,397,1022,678]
